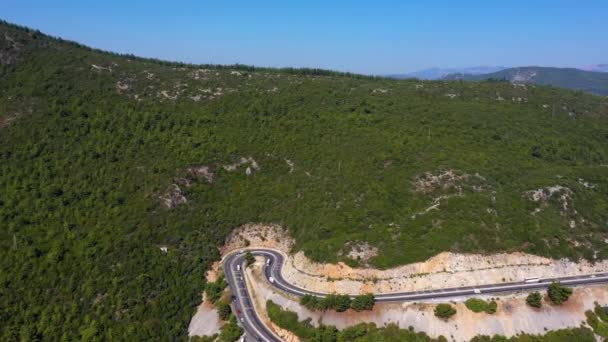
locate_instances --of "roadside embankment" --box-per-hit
[222,224,608,295]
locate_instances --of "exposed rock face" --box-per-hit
[346,242,378,264]
[115,80,130,93]
[159,184,187,208]
[412,170,490,218]
[511,69,538,83]
[186,166,215,184]
[413,169,488,195]
[524,185,575,216]
[222,223,294,254]
[222,156,260,174]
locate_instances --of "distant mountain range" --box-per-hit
[582,64,608,73]
[387,66,506,80]
[442,66,608,96]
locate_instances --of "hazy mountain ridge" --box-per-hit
[582,64,608,73]
[442,66,608,96]
[387,66,506,80]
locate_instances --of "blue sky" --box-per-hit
[1,0,606,74]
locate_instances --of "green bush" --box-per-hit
[434,304,457,319]
[205,276,227,304]
[217,302,232,321]
[547,282,573,305]
[595,303,608,322]
[245,252,255,266]
[351,293,375,311]
[190,335,218,342]
[472,328,595,342]
[300,293,352,312]
[526,291,542,308]
[330,294,352,312]
[218,315,243,342]
[464,298,497,314]
[267,300,316,339]
[586,310,608,339]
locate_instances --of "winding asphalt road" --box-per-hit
[223,248,608,342]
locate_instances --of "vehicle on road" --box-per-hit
[269,276,275,283]
[524,277,540,283]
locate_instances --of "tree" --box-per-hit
[313,325,338,342]
[217,302,232,321]
[218,315,243,342]
[547,282,572,305]
[464,298,497,314]
[434,304,456,319]
[351,294,375,311]
[244,251,255,267]
[205,276,227,304]
[526,292,542,308]
[300,294,321,310]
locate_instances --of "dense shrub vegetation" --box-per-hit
[586,303,608,338]
[217,315,243,342]
[204,276,227,304]
[525,292,542,308]
[300,294,352,312]
[244,251,256,266]
[1,20,608,340]
[470,328,596,342]
[464,298,497,314]
[217,302,232,321]
[350,293,375,311]
[595,303,608,322]
[300,293,375,312]
[434,304,457,319]
[547,282,573,305]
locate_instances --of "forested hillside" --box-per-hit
[1,20,608,340]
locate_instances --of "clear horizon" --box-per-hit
[1,0,607,74]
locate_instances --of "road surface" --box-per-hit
[223,248,608,341]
